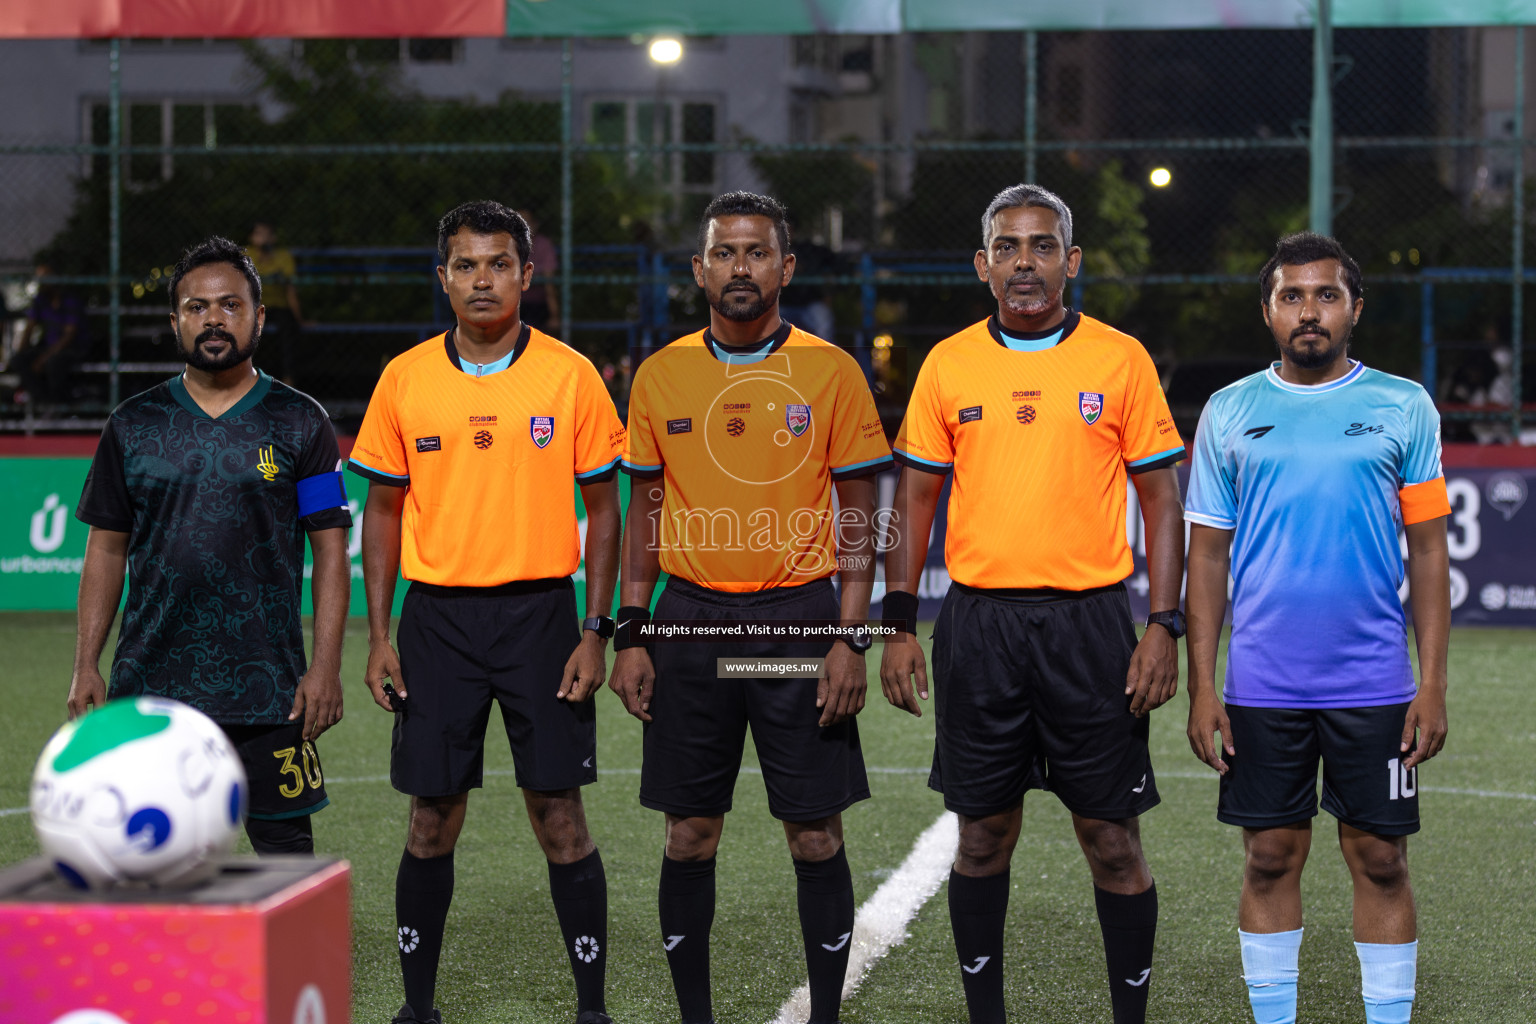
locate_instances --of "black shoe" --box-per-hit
[574,1013,613,1024]
[392,1005,443,1024]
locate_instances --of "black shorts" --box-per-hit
[1218,703,1420,837]
[222,722,329,821]
[640,576,870,822]
[928,582,1158,820]
[391,578,595,797]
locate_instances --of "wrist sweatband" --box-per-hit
[882,590,919,634]
[613,605,652,651]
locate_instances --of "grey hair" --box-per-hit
[981,184,1074,249]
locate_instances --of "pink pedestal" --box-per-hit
[0,857,350,1024]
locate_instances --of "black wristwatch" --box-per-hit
[583,616,616,640]
[839,627,874,654]
[1146,609,1187,639]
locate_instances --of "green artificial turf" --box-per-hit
[1,614,1532,1022]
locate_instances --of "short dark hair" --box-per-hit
[169,236,261,310]
[437,200,532,267]
[981,183,1074,249]
[697,191,792,256]
[1260,232,1362,305]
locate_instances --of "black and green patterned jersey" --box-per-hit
[75,372,353,725]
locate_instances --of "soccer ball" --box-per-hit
[30,696,246,890]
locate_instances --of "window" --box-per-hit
[587,97,719,216]
[286,38,460,64]
[85,99,258,185]
[793,36,838,72]
[680,103,715,186]
[406,38,459,64]
[82,38,240,51]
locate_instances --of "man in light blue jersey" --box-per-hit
[1184,233,1450,1024]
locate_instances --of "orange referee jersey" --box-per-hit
[350,325,625,586]
[894,312,1183,590]
[623,321,893,591]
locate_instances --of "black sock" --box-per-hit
[659,855,717,1024]
[245,813,313,855]
[948,868,1010,1024]
[1094,883,1158,1024]
[549,849,609,1015]
[794,846,856,1024]
[396,850,454,1014]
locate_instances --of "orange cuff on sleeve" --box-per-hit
[1399,477,1451,525]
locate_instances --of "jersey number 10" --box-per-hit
[1386,757,1418,801]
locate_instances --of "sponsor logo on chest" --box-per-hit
[257,444,280,481]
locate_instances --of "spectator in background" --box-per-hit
[8,264,87,406]
[1442,328,1514,445]
[247,221,305,384]
[519,208,560,332]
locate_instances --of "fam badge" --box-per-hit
[786,404,811,437]
[530,416,555,449]
[1078,392,1104,426]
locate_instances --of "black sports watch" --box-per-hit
[839,627,874,654]
[1146,609,1187,639]
[583,615,616,640]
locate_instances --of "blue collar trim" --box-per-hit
[709,337,776,365]
[460,349,515,376]
[998,327,1065,352]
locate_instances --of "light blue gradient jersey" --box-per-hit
[1185,360,1450,708]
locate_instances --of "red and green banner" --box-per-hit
[4,0,1535,39]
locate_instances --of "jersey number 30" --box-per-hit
[274,742,324,798]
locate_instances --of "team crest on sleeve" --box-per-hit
[786,404,811,437]
[1078,392,1104,425]
[530,416,555,448]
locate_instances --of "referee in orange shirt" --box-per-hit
[609,191,892,1024]
[351,201,624,1024]
[880,184,1186,1024]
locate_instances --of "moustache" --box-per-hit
[1007,274,1042,288]
[196,328,236,345]
[724,283,761,295]
[1290,325,1331,341]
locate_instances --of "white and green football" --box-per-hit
[30,697,246,890]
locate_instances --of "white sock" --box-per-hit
[1356,940,1417,1024]
[1239,928,1302,1024]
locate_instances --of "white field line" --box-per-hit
[769,811,959,1024]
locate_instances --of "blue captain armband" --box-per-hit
[297,470,349,518]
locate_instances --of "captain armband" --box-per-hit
[297,471,349,518]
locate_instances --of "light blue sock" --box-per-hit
[1356,940,1417,1024]
[1239,928,1302,1024]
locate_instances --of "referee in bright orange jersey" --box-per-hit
[608,191,892,1024]
[880,184,1186,1024]
[351,200,624,1024]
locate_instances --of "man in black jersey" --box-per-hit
[71,236,352,856]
